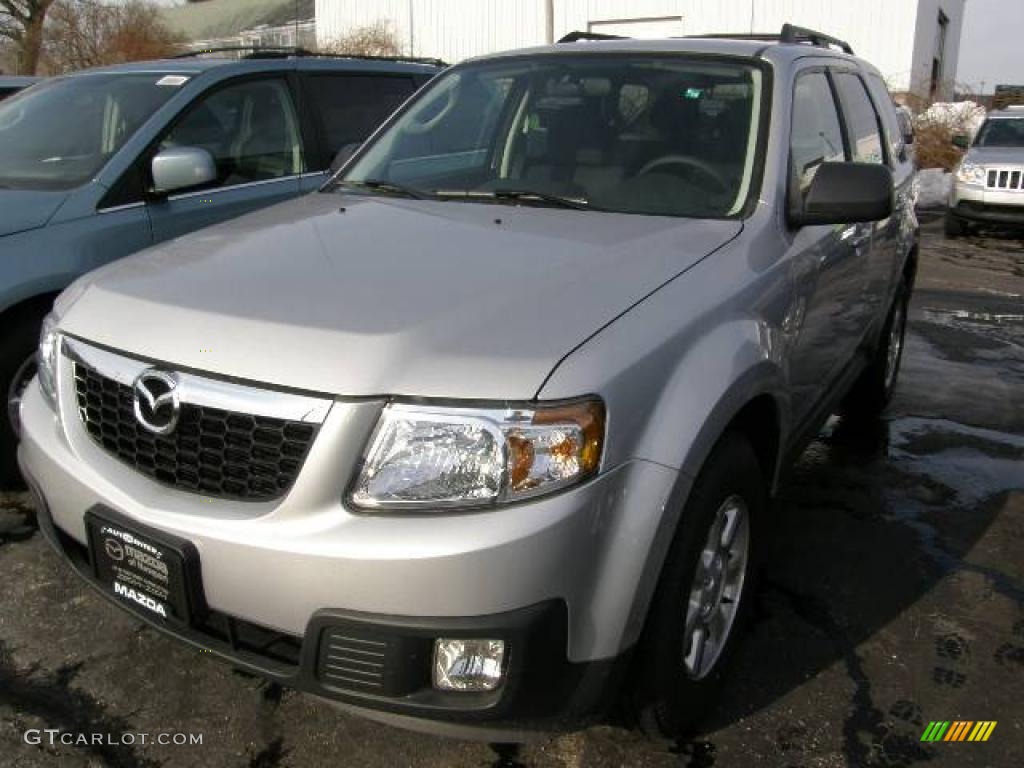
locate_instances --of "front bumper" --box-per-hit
[18,371,680,734]
[949,181,1024,226]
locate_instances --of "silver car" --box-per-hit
[947,106,1024,236]
[18,25,916,739]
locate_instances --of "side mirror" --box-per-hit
[903,128,915,145]
[151,146,216,195]
[329,142,361,174]
[789,162,894,227]
[951,133,969,150]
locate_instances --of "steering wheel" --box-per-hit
[404,80,460,135]
[636,155,730,195]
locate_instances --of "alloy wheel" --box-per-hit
[683,494,750,680]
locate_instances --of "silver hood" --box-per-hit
[964,146,1024,165]
[58,193,740,400]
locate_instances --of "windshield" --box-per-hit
[0,74,179,190]
[975,118,1024,148]
[341,55,765,218]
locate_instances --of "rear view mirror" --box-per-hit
[789,162,894,227]
[330,142,361,174]
[951,133,969,149]
[151,146,216,195]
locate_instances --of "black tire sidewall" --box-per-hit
[633,431,765,737]
[844,279,909,417]
[0,315,43,487]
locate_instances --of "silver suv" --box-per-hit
[18,25,916,739]
[947,106,1024,236]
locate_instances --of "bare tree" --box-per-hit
[0,0,57,74]
[43,0,181,74]
[319,20,402,57]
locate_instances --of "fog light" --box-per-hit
[432,638,505,692]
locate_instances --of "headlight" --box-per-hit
[350,400,605,510]
[956,163,986,185]
[37,313,60,406]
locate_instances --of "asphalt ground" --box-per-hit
[1,214,1021,767]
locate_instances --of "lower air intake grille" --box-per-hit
[317,627,428,696]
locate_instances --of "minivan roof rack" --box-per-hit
[689,23,854,55]
[557,31,627,43]
[173,46,446,67]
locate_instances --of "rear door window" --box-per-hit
[305,74,416,167]
[833,72,886,165]
[865,73,906,164]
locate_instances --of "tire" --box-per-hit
[944,211,967,238]
[628,431,764,739]
[0,313,45,488]
[844,280,909,418]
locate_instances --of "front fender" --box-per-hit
[538,238,792,652]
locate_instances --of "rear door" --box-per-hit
[785,67,870,422]
[864,71,916,314]
[146,75,307,243]
[300,71,418,191]
[831,69,901,330]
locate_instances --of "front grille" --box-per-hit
[986,168,1024,190]
[73,362,317,502]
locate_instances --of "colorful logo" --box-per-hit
[920,721,997,742]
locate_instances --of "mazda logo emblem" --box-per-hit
[132,370,180,435]
[104,538,124,561]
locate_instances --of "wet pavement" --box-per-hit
[1,215,1022,767]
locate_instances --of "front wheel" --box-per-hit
[629,431,764,738]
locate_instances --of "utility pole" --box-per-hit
[545,0,554,44]
[408,0,415,56]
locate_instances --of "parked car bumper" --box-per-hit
[949,182,1024,226]
[18,375,680,735]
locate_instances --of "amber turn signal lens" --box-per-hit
[506,400,605,495]
[533,400,605,475]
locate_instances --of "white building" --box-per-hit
[316,0,965,101]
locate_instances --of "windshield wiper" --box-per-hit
[434,188,594,211]
[333,178,434,200]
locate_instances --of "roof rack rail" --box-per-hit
[687,23,853,55]
[173,46,447,67]
[173,46,309,59]
[557,31,627,43]
[779,23,853,54]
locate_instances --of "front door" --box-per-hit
[785,68,871,424]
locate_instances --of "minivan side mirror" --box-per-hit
[951,133,969,150]
[789,162,894,227]
[330,142,361,174]
[151,146,217,195]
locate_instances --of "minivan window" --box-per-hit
[833,72,886,165]
[790,71,846,197]
[341,56,766,218]
[306,74,416,166]
[974,118,1024,147]
[0,74,177,190]
[159,78,305,189]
